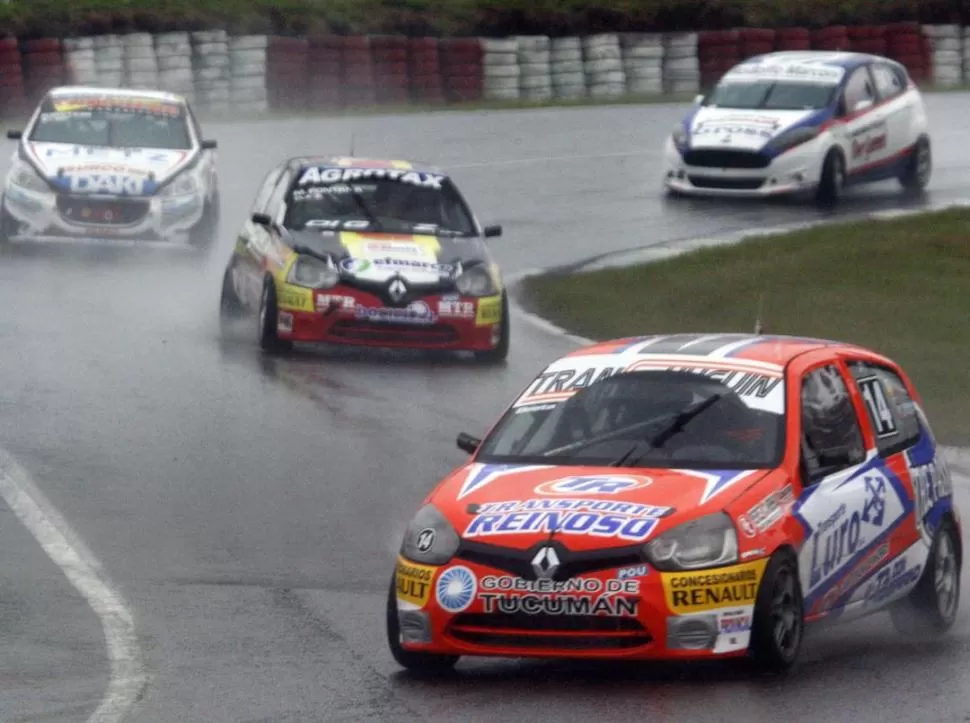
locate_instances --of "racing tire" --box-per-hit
[473,292,510,364]
[748,549,804,675]
[889,519,960,636]
[189,189,221,248]
[898,135,932,193]
[218,262,245,333]
[257,278,293,353]
[815,149,845,207]
[385,576,460,674]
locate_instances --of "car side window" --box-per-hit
[267,171,292,222]
[252,168,282,214]
[847,361,921,455]
[842,66,876,114]
[872,64,903,100]
[800,364,867,483]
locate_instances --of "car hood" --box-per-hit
[22,141,195,196]
[287,229,491,285]
[432,463,772,552]
[686,106,823,152]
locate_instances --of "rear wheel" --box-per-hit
[889,520,960,636]
[473,293,510,364]
[385,575,459,673]
[257,278,292,352]
[749,549,804,674]
[815,149,845,207]
[898,135,932,192]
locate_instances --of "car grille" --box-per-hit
[683,149,770,169]
[449,612,652,650]
[328,320,460,347]
[688,176,765,190]
[56,196,150,226]
[456,540,647,581]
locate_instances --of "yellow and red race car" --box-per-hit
[219,156,508,362]
[389,333,960,673]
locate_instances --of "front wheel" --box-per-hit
[473,293,510,364]
[385,575,459,673]
[899,136,932,192]
[189,189,221,248]
[0,196,19,245]
[815,149,845,207]
[889,520,960,636]
[257,279,292,352]
[749,549,804,674]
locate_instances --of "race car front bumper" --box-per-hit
[2,181,206,245]
[393,555,768,661]
[275,283,504,352]
[662,137,826,197]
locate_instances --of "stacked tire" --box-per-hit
[124,33,158,91]
[230,35,269,114]
[812,26,849,51]
[583,34,625,98]
[155,32,194,100]
[408,38,444,104]
[371,35,409,105]
[550,37,585,99]
[94,35,124,88]
[482,38,518,101]
[964,27,970,86]
[923,25,962,88]
[886,22,930,84]
[698,30,739,88]
[22,38,64,105]
[63,37,97,86]
[0,37,26,117]
[192,31,231,113]
[663,33,700,94]
[621,33,663,95]
[774,27,811,51]
[516,36,552,102]
[846,26,887,55]
[440,38,483,102]
[267,36,308,111]
[738,28,775,59]
[341,37,376,107]
[306,36,343,110]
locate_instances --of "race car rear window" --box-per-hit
[29,102,191,150]
[476,368,786,468]
[706,81,838,110]
[283,167,476,236]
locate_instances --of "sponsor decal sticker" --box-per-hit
[662,559,768,613]
[340,256,453,275]
[738,485,794,537]
[718,608,752,635]
[478,575,641,616]
[464,498,671,542]
[315,293,355,312]
[534,474,652,496]
[617,564,649,581]
[355,301,436,325]
[475,295,502,327]
[436,566,477,613]
[396,557,436,607]
[277,311,293,332]
[297,166,445,188]
[863,550,923,608]
[277,286,314,312]
[437,299,474,319]
[457,463,553,500]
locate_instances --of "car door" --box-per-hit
[838,64,890,175]
[844,359,952,609]
[869,62,913,161]
[792,361,912,618]
[233,166,284,307]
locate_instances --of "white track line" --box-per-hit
[0,448,145,722]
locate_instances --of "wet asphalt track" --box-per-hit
[4,94,970,722]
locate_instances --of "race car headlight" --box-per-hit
[765,126,820,155]
[287,254,338,289]
[644,513,738,571]
[159,173,198,197]
[455,265,496,297]
[10,162,49,193]
[400,504,461,565]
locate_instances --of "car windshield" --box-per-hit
[28,97,191,150]
[476,367,786,468]
[284,168,477,236]
[705,80,837,110]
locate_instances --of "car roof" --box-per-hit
[284,155,445,175]
[46,85,188,105]
[735,50,896,74]
[561,333,872,368]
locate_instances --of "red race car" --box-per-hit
[219,156,508,362]
[389,333,960,673]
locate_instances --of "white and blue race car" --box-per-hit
[1,86,219,246]
[663,51,932,205]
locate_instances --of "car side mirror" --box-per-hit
[251,212,272,226]
[456,432,481,455]
[852,98,873,113]
[6,129,21,140]
[483,225,502,238]
[693,94,705,105]
[201,139,217,150]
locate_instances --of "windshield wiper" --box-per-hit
[343,184,384,231]
[610,393,724,467]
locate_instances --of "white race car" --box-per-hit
[662,51,931,205]
[1,86,219,246]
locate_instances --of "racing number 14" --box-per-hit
[858,377,897,437]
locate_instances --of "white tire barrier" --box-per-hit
[123,33,158,90]
[923,25,963,87]
[516,35,552,101]
[621,33,664,95]
[662,32,700,93]
[583,34,625,98]
[93,35,124,88]
[154,32,194,99]
[229,35,268,112]
[192,30,230,112]
[483,37,519,100]
[63,38,98,86]
[550,37,586,98]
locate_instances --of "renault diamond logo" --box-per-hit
[531,546,560,579]
[388,277,407,302]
